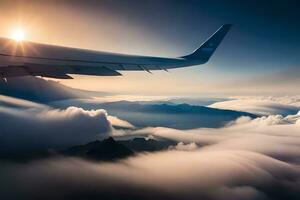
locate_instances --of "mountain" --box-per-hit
[62,137,134,161]
[119,137,176,152]
[52,100,258,129]
[62,137,177,161]
[166,97,232,106]
[92,101,258,129]
[0,137,175,162]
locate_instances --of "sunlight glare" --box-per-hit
[11,29,25,42]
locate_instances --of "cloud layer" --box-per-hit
[209,96,300,115]
[1,150,299,200]
[1,108,300,200]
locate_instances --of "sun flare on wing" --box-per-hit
[11,29,25,42]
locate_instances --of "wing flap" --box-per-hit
[41,73,73,79]
[71,65,122,76]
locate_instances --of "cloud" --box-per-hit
[0,76,83,102]
[1,95,300,199]
[1,109,300,199]
[0,95,46,109]
[121,112,300,161]
[0,96,133,151]
[0,149,299,200]
[0,106,111,151]
[209,96,300,115]
[171,142,198,151]
[107,115,135,129]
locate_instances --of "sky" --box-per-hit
[0,0,299,96]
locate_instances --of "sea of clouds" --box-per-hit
[0,95,300,200]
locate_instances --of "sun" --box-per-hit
[11,29,25,42]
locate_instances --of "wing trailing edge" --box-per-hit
[0,63,122,79]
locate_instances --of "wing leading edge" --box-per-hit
[0,24,231,79]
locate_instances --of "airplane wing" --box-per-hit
[0,63,122,79]
[0,24,231,79]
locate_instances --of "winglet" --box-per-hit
[182,24,232,61]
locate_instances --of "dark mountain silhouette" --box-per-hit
[1,137,177,162]
[86,101,258,129]
[62,137,134,161]
[119,137,176,152]
[53,100,258,129]
[62,137,177,161]
[166,97,231,106]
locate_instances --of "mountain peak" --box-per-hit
[63,137,134,161]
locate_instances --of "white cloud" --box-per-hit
[0,106,112,151]
[0,95,46,109]
[107,115,135,129]
[171,142,198,151]
[209,96,300,115]
[115,111,300,163]
[1,149,299,200]
[0,96,133,151]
